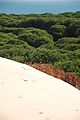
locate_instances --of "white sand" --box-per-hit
[0,57,80,120]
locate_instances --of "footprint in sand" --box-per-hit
[1,82,4,84]
[21,78,28,82]
[36,108,43,115]
[75,109,79,111]
[24,79,28,82]
[21,67,30,70]
[38,112,43,115]
[18,96,23,99]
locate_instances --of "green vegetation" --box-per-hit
[0,12,80,76]
[49,25,66,41]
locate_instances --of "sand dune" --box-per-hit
[0,57,80,120]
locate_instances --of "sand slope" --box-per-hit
[0,57,80,120]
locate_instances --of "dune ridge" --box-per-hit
[0,57,80,120]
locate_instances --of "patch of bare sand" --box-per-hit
[0,57,80,120]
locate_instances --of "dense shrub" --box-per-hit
[75,28,80,37]
[49,25,66,41]
[54,59,80,76]
[18,28,53,48]
[55,37,80,50]
[39,43,55,50]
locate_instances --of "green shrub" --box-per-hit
[18,28,53,48]
[49,25,66,41]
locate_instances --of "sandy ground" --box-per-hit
[0,57,80,120]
